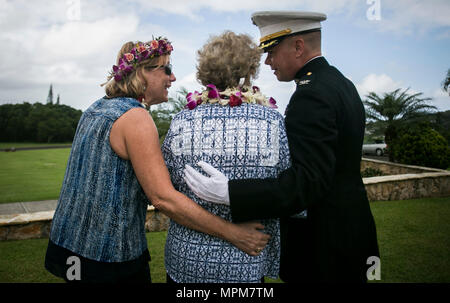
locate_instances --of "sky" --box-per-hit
[0,0,449,116]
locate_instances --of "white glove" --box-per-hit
[184,161,230,205]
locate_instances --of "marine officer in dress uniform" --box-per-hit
[184,11,380,282]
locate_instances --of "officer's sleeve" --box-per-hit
[229,88,338,222]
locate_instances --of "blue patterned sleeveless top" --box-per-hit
[162,103,291,282]
[50,97,150,262]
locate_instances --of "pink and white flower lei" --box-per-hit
[185,84,277,110]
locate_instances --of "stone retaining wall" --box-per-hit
[0,206,169,241]
[1,159,449,241]
[361,158,450,201]
[364,172,450,201]
[361,158,443,175]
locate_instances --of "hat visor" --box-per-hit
[259,39,281,52]
[259,28,322,52]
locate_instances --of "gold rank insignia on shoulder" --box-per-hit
[295,79,311,86]
[307,72,312,76]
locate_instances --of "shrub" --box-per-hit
[361,167,385,178]
[391,126,450,169]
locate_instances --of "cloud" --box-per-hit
[359,0,450,36]
[175,72,200,91]
[356,74,450,112]
[431,88,450,111]
[356,73,403,99]
[0,1,167,108]
[39,17,139,59]
[135,0,360,18]
[0,15,141,90]
[135,0,450,36]
[0,0,172,89]
[433,88,448,98]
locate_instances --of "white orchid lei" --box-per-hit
[185,84,277,110]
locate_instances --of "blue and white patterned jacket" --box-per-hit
[162,103,291,282]
[50,97,150,262]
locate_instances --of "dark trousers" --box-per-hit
[280,217,369,283]
[46,240,152,284]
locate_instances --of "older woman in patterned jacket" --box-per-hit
[162,31,293,283]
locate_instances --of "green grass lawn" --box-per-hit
[0,148,70,203]
[0,142,71,149]
[0,231,168,283]
[0,197,449,283]
[370,197,450,283]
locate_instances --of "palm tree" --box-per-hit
[150,87,188,143]
[364,88,437,161]
[443,68,450,96]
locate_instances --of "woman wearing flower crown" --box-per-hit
[44,37,269,283]
[162,31,291,283]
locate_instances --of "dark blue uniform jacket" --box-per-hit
[229,57,380,282]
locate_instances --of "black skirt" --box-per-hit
[45,239,151,283]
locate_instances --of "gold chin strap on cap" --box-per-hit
[259,28,292,43]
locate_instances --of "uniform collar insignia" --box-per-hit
[295,79,311,86]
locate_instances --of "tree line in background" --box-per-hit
[0,102,83,143]
[0,87,188,144]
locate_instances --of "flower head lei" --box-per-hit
[104,37,173,83]
[185,84,277,110]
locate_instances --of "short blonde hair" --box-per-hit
[196,31,262,90]
[103,41,167,99]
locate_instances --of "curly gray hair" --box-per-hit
[196,31,262,91]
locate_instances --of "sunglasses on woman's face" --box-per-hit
[146,64,172,76]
